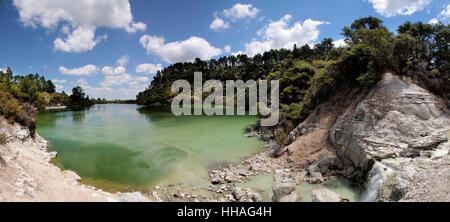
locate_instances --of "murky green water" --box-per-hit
[37,104,264,190]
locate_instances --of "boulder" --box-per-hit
[311,189,344,202]
[308,172,325,184]
[231,187,245,201]
[272,182,300,202]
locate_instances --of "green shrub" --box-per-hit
[0,90,37,129]
[357,70,380,88]
[0,133,7,145]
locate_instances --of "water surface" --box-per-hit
[37,104,264,190]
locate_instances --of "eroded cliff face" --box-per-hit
[329,73,450,201]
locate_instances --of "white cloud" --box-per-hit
[136,63,163,75]
[101,73,133,87]
[53,79,66,90]
[129,76,149,88]
[59,64,98,76]
[52,79,67,84]
[333,39,347,48]
[55,84,64,90]
[116,55,130,66]
[429,18,439,24]
[210,17,230,31]
[140,35,222,63]
[244,15,329,56]
[100,65,149,88]
[77,78,88,85]
[223,3,260,21]
[54,26,107,53]
[224,45,231,53]
[231,51,245,56]
[366,0,432,17]
[13,0,147,52]
[429,4,450,24]
[101,66,127,75]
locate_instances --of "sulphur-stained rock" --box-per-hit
[311,189,345,202]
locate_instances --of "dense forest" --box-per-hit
[0,68,93,131]
[137,17,449,126]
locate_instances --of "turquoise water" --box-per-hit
[37,104,264,190]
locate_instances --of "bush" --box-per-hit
[0,133,7,145]
[0,90,37,129]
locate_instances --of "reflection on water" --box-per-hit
[37,104,264,190]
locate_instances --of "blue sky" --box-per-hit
[0,0,448,99]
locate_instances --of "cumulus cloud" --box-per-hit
[52,79,67,84]
[76,78,88,85]
[55,84,64,90]
[333,39,347,48]
[210,4,260,31]
[53,79,66,91]
[429,4,450,24]
[210,17,230,31]
[140,35,222,63]
[59,64,98,76]
[54,26,107,53]
[116,55,130,66]
[224,45,231,53]
[129,76,149,88]
[136,63,163,75]
[13,0,146,52]
[100,65,149,88]
[223,3,260,21]
[244,15,329,56]
[366,0,432,17]
[101,73,133,87]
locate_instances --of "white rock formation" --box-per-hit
[330,73,450,202]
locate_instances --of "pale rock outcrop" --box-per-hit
[330,73,449,201]
[312,189,345,202]
[331,73,449,169]
[375,142,450,202]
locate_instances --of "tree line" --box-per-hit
[0,68,94,130]
[136,17,449,125]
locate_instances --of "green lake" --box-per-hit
[37,104,264,190]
